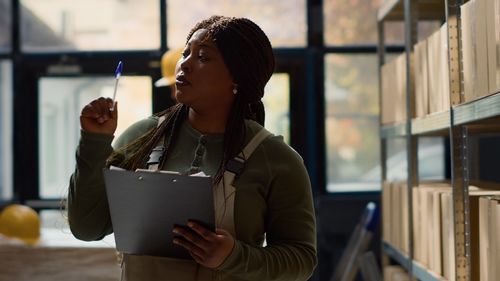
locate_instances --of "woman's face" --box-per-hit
[174,29,235,114]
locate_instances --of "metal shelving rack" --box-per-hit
[382,241,447,281]
[411,111,450,135]
[453,92,500,125]
[377,0,477,280]
[377,0,420,276]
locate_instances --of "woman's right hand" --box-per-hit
[80,97,118,136]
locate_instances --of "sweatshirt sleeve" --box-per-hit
[68,117,157,241]
[217,140,317,281]
[67,130,115,241]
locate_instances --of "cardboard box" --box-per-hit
[401,182,409,254]
[440,24,450,110]
[495,200,500,280]
[486,0,498,94]
[414,39,429,117]
[415,182,450,268]
[415,39,429,117]
[421,184,450,272]
[441,192,455,281]
[484,196,500,281]
[412,186,422,263]
[381,54,408,124]
[382,181,392,243]
[395,54,408,122]
[391,182,404,251]
[427,29,442,113]
[495,0,500,91]
[479,197,491,281]
[431,188,451,276]
[382,62,396,124]
[439,184,482,280]
[473,0,490,98]
[424,188,436,269]
[461,1,475,102]
[479,196,500,281]
[450,190,500,280]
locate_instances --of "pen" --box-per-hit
[110,61,123,111]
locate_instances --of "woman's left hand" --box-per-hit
[172,221,235,268]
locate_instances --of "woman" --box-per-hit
[68,16,317,281]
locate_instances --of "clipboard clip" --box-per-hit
[147,146,165,165]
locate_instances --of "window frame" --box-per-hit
[0,60,13,202]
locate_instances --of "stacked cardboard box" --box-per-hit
[382,181,409,255]
[496,0,500,91]
[381,54,407,124]
[414,39,429,117]
[440,191,454,280]
[405,0,500,115]
[413,24,450,117]
[479,196,500,281]
[461,0,475,102]
[411,182,451,274]
[440,188,500,281]
[486,0,499,95]
[384,181,500,280]
[439,24,450,111]
[382,181,392,247]
[461,0,500,102]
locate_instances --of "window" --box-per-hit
[0,0,11,53]
[21,0,160,52]
[324,0,399,45]
[167,0,306,48]
[324,0,440,45]
[325,54,380,192]
[263,73,290,144]
[38,76,152,198]
[0,60,13,200]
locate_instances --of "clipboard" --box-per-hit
[103,168,215,259]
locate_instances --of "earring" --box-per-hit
[233,87,238,95]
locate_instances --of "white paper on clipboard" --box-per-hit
[103,168,214,259]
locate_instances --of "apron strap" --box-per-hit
[215,127,273,236]
[240,128,273,160]
[224,128,273,178]
[146,115,166,171]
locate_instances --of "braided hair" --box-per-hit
[107,16,275,184]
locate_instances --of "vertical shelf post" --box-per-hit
[377,17,391,269]
[404,0,418,278]
[446,0,471,280]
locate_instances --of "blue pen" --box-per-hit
[110,61,123,111]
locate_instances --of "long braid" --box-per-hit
[213,95,247,184]
[107,104,186,170]
[158,105,188,169]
